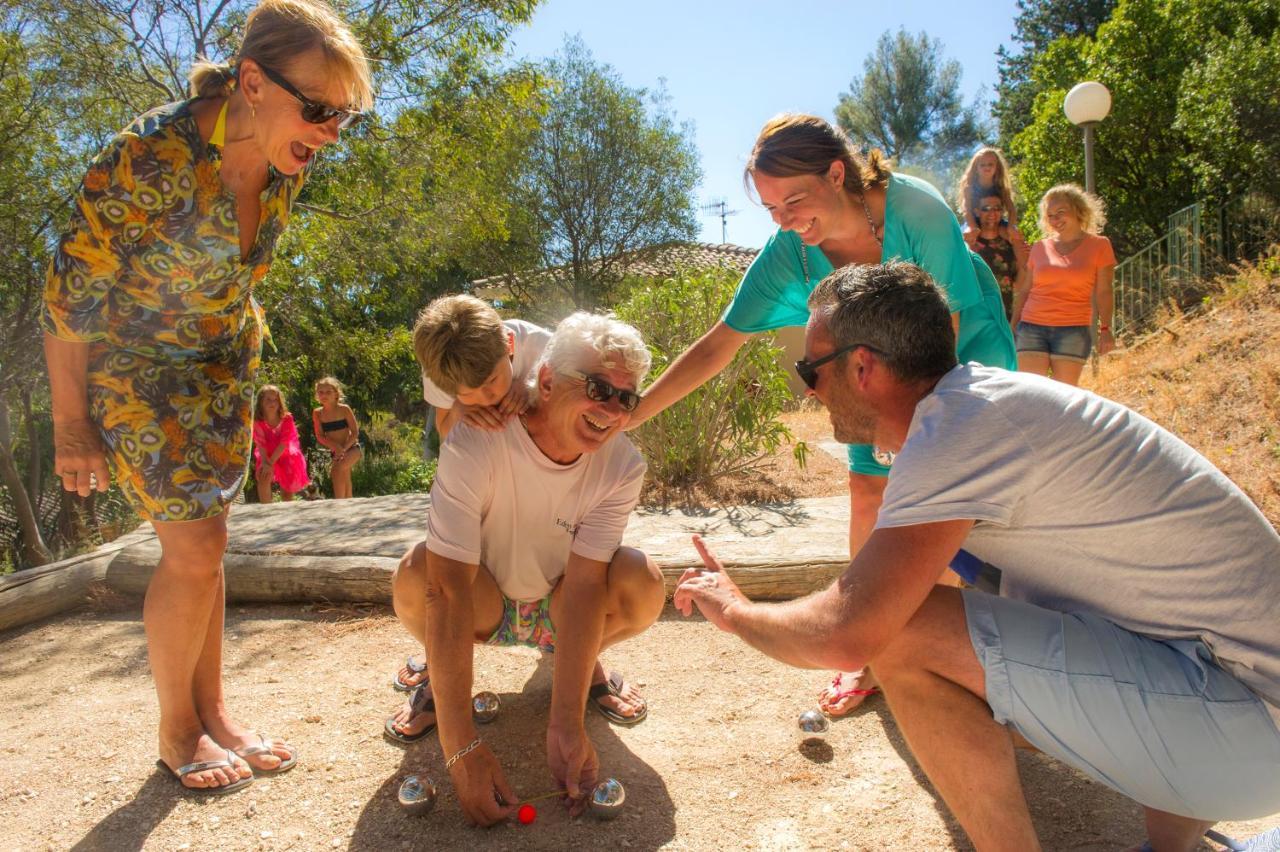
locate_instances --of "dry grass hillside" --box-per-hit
[1085,260,1280,528]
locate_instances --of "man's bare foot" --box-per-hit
[387,683,436,740]
[394,654,428,691]
[200,703,295,772]
[816,669,880,717]
[159,728,251,790]
[590,662,646,721]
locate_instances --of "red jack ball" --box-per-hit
[518,804,536,825]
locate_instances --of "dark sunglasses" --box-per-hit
[794,342,881,390]
[978,205,1004,213]
[252,61,363,129]
[568,371,643,412]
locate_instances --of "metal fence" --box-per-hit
[1113,194,1280,337]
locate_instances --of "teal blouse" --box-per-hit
[723,173,1016,370]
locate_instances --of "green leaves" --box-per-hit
[836,29,985,177]
[614,267,794,498]
[1007,0,1280,253]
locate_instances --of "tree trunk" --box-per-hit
[22,390,40,503]
[0,396,53,566]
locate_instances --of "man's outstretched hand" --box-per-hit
[674,534,750,634]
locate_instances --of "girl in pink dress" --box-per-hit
[252,385,310,502]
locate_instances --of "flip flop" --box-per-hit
[232,733,297,776]
[383,683,437,745]
[157,749,253,796]
[392,654,427,693]
[819,671,880,718]
[588,670,648,727]
[1140,828,1280,851]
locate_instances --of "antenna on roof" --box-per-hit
[701,197,740,244]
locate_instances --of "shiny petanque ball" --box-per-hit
[471,691,501,724]
[588,778,626,820]
[798,709,831,738]
[397,775,437,816]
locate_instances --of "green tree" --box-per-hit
[503,36,702,314]
[1176,24,1280,202]
[835,29,984,171]
[1008,0,1279,252]
[993,0,1116,149]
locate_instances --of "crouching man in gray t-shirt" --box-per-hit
[676,261,1280,852]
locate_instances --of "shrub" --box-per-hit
[614,266,794,497]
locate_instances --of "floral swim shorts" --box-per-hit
[485,593,556,653]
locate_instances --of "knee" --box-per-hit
[871,586,972,685]
[607,547,665,621]
[155,518,227,580]
[392,541,428,616]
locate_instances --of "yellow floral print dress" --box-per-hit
[43,99,306,521]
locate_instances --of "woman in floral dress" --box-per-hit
[43,0,371,795]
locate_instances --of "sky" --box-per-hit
[506,0,1023,250]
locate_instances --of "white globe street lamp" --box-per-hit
[1063,81,1112,194]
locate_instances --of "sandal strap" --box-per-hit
[409,683,436,715]
[405,654,426,674]
[175,748,238,778]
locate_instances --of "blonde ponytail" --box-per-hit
[188,59,237,99]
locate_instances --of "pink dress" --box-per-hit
[252,413,310,494]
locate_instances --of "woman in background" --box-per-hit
[253,385,310,502]
[1011,184,1116,386]
[312,376,362,498]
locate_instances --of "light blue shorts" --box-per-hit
[963,590,1280,820]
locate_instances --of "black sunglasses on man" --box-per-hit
[567,371,643,412]
[794,342,882,391]
[250,60,363,130]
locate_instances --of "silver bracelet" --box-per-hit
[445,737,482,769]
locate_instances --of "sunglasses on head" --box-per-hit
[251,60,363,129]
[568,371,642,412]
[794,342,881,390]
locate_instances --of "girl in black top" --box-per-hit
[312,375,362,498]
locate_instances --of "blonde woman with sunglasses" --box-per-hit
[43,0,371,796]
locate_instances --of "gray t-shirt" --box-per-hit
[877,365,1280,723]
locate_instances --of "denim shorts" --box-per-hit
[1015,321,1092,362]
[964,590,1280,820]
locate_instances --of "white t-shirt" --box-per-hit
[422,319,551,409]
[877,364,1280,724]
[425,417,646,602]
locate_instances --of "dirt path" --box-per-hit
[2,602,1276,851]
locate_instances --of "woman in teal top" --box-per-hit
[629,113,1014,715]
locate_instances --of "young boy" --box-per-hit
[413,294,551,440]
[394,295,551,691]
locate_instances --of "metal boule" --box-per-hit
[471,691,500,724]
[397,775,437,816]
[588,777,625,820]
[798,709,830,737]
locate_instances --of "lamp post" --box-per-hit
[1063,81,1112,194]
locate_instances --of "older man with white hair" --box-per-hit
[383,311,665,826]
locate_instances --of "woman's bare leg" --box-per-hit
[1049,357,1085,386]
[148,515,251,789]
[1017,351,1051,376]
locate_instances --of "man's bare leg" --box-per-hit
[1131,808,1213,852]
[871,585,1041,851]
[564,546,665,718]
[387,541,504,737]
